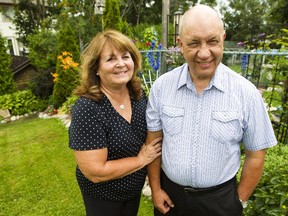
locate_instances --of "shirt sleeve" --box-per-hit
[146,79,163,132]
[69,98,107,151]
[242,89,277,151]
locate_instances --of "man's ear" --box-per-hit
[223,32,226,40]
[177,37,184,54]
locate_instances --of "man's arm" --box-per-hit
[146,130,174,214]
[237,149,266,201]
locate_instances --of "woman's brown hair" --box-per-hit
[74,30,143,101]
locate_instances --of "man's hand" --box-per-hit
[152,188,174,214]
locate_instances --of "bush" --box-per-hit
[52,52,79,109]
[165,46,185,71]
[29,67,55,100]
[0,34,16,95]
[0,90,47,115]
[58,95,78,115]
[243,144,288,216]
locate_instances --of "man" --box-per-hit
[146,4,277,216]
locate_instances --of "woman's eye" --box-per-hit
[107,57,115,61]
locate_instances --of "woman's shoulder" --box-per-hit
[72,96,104,113]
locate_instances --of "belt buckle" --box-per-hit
[184,187,198,193]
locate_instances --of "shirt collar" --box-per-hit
[211,63,226,92]
[177,63,227,92]
[177,63,189,89]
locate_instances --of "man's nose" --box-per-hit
[197,44,211,59]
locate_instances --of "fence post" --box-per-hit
[161,0,169,74]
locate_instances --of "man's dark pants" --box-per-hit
[154,170,243,216]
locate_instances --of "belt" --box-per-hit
[162,171,236,195]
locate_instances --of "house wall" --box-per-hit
[0,2,23,56]
[14,65,37,90]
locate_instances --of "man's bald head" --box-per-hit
[179,4,225,37]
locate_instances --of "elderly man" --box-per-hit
[146,4,277,216]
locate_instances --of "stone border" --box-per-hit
[0,111,37,124]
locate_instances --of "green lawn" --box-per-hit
[0,116,153,216]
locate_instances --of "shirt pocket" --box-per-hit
[162,106,184,135]
[210,111,242,143]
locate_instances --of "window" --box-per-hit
[7,39,14,55]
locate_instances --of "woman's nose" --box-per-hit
[116,59,125,67]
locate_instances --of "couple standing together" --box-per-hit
[69,4,277,216]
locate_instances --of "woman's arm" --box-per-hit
[74,137,162,183]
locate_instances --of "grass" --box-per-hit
[0,116,153,216]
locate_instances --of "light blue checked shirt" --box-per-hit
[146,63,277,188]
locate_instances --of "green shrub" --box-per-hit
[29,67,55,100]
[52,52,79,109]
[52,18,80,109]
[0,90,47,115]
[243,144,288,216]
[58,95,78,115]
[165,46,185,71]
[0,33,16,95]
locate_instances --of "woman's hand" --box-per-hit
[137,137,162,166]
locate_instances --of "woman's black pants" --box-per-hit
[82,192,141,216]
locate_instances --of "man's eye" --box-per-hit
[188,42,199,47]
[209,40,219,45]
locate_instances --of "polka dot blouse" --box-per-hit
[69,93,147,201]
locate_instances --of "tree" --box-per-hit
[56,18,80,61]
[122,0,144,25]
[58,0,100,51]
[221,0,268,43]
[27,29,58,70]
[119,0,217,26]
[27,29,57,99]
[267,0,288,24]
[52,18,80,108]
[103,0,122,31]
[13,0,61,46]
[0,34,16,96]
[170,0,217,12]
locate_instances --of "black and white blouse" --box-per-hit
[69,93,147,201]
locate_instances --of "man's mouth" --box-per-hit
[197,60,213,65]
[196,60,213,68]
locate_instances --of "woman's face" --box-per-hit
[98,43,134,89]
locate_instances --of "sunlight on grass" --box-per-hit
[0,116,153,216]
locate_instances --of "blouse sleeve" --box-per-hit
[69,97,107,151]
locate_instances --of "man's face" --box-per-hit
[179,18,225,80]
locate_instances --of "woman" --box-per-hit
[69,30,162,216]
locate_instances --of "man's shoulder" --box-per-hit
[220,63,257,90]
[156,64,186,83]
